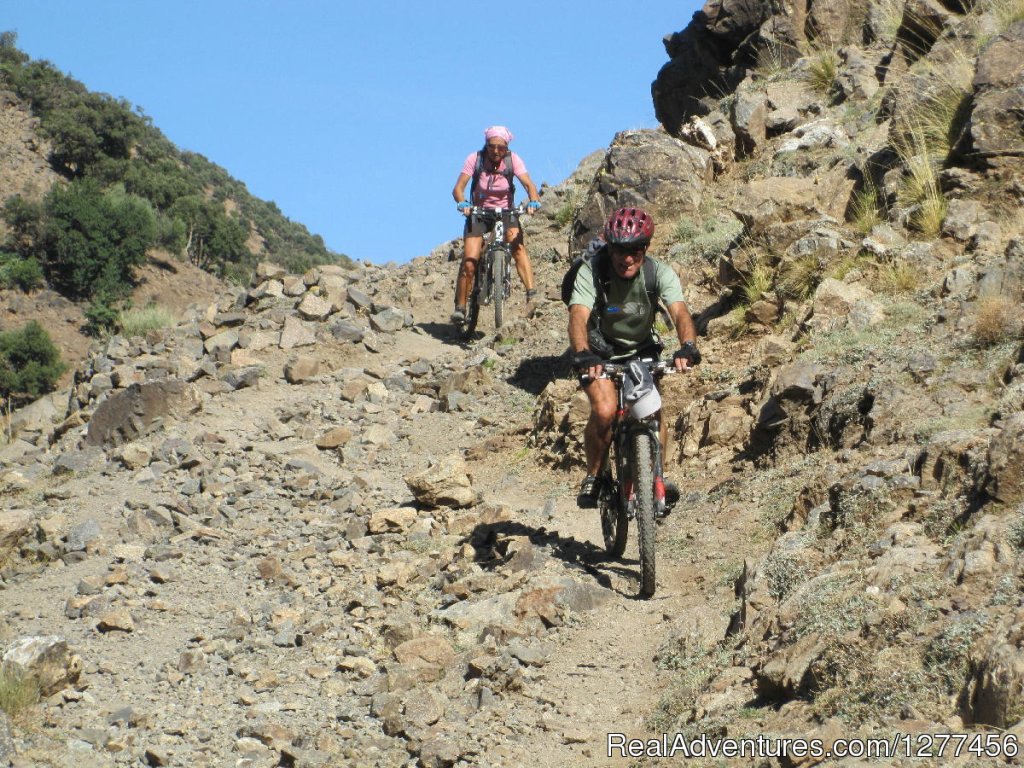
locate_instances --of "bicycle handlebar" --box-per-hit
[581,359,675,384]
[463,203,530,217]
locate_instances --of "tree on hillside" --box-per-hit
[46,94,145,179]
[1,31,349,280]
[169,195,250,276]
[41,179,156,300]
[2,195,47,263]
[0,321,66,408]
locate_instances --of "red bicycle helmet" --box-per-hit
[604,207,655,246]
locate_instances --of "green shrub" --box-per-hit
[0,32,348,280]
[672,214,744,264]
[0,321,66,405]
[0,253,44,291]
[84,294,122,338]
[42,179,156,300]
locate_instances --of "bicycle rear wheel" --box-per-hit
[632,432,657,598]
[491,247,507,329]
[599,446,628,557]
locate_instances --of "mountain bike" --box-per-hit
[457,204,527,339]
[587,359,674,598]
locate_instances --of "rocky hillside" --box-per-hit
[2,0,1024,766]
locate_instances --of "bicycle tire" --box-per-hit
[632,432,657,598]
[464,271,481,340]
[599,446,628,557]
[491,247,506,329]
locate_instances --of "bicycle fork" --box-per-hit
[619,422,668,518]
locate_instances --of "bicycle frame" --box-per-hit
[606,366,669,518]
[471,207,514,307]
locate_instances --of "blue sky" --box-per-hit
[3,0,703,265]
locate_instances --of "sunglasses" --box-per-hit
[486,143,509,154]
[609,244,646,258]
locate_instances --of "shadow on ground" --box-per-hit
[507,352,570,396]
[467,518,648,599]
[414,321,478,348]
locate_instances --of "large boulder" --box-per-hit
[5,392,63,441]
[964,608,1024,727]
[984,413,1024,504]
[3,636,82,696]
[966,23,1024,175]
[404,455,476,509]
[652,0,774,133]
[730,173,855,236]
[85,379,202,448]
[574,130,711,246]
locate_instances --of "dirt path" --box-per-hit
[468,452,752,767]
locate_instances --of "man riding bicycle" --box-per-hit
[567,206,701,508]
[451,125,542,325]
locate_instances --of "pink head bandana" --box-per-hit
[483,125,514,144]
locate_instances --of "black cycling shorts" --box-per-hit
[464,210,521,238]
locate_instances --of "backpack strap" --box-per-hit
[470,149,516,205]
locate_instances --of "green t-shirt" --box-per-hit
[569,254,685,354]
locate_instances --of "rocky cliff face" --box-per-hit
[2,1,1024,765]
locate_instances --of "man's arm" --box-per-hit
[569,304,592,353]
[667,300,699,371]
[667,301,696,347]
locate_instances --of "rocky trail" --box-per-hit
[8,0,1024,763]
[0,244,763,768]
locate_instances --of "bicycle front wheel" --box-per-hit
[600,446,628,557]
[491,247,507,329]
[464,272,481,340]
[632,432,657,598]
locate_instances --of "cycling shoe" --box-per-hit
[577,474,600,509]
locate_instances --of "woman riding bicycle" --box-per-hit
[567,207,701,508]
[451,125,542,325]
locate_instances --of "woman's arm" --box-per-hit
[452,173,471,204]
[516,171,541,204]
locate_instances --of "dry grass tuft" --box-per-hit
[742,263,775,305]
[0,663,40,722]
[848,181,884,234]
[804,46,840,97]
[988,0,1024,33]
[872,261,919,295]
[973,293,1019,346]
[118,304,176,338]
[779,254,822,301]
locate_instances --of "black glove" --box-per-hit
[674,342,702,366]
[572,349,603,373]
